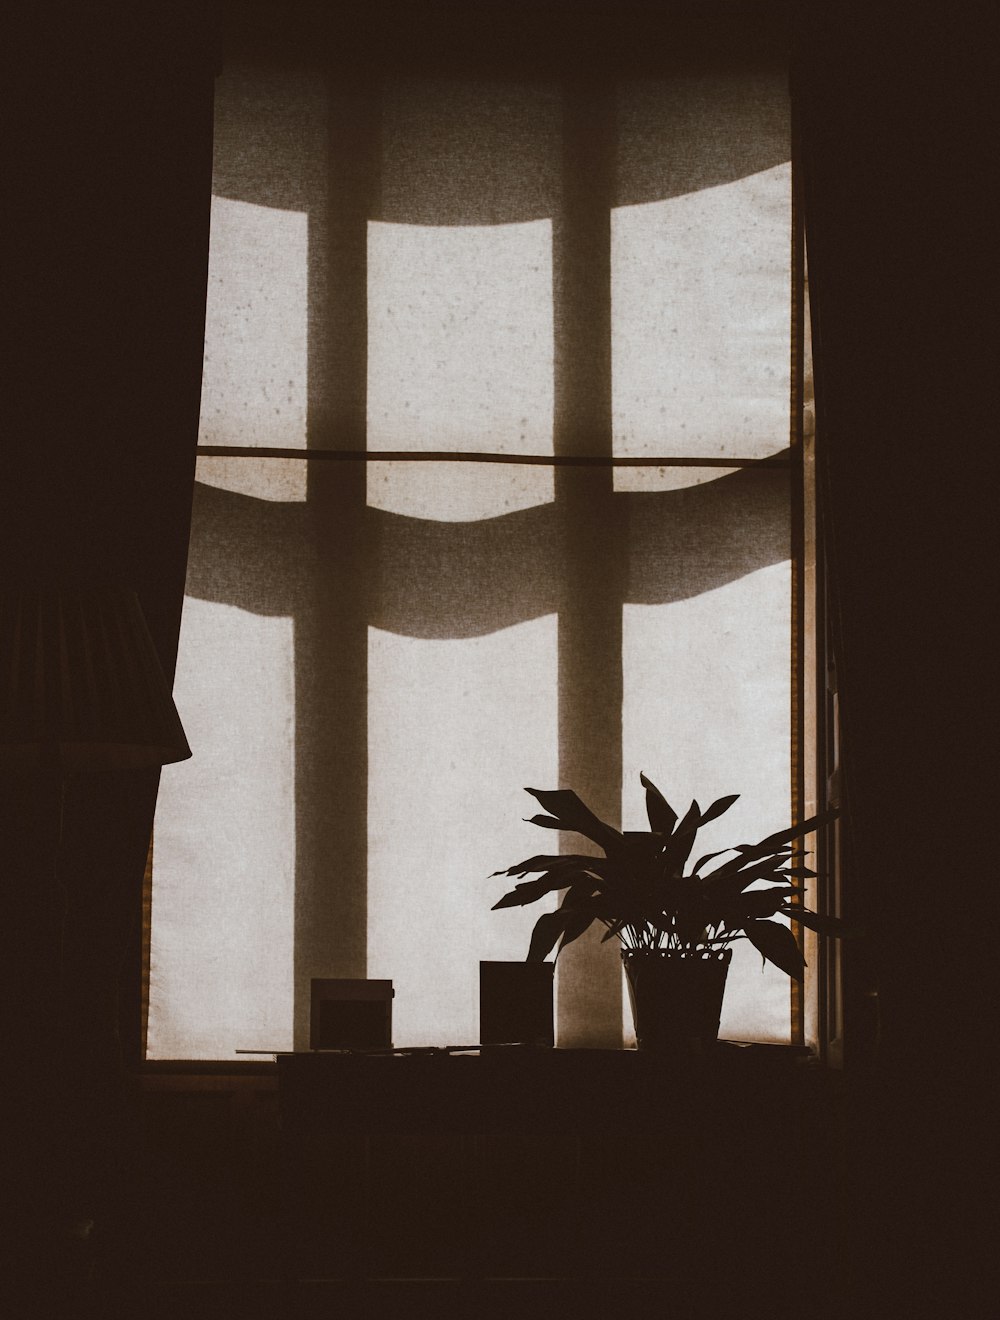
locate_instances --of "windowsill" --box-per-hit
[137,1040,822,1091]
[138,1059,278,1091]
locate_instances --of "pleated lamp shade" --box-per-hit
[0,587,192,771]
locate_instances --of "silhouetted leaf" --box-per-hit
[743,811,838,860]
[781,907,856,937]
[527,901,604,962]
[675,910,710,946]
[700,883,795,933]
[524,788,624,855]
[661,800,702,875]
[493,888,533,911]
[492,854,596,878]
[677,799,701,835]
[622,831,664,859]
[525,814,563,830]
[601,916,630,943]
[526,912,565,962]
[560,882,603,911]
[619,834,667,893]
[701,861,797,910]
[557,905,600,956]
[732,887,797,920]
[729,845,794,866]
[691,848,736,875]
[640,772,678,834]
[492,871,592,910]
[743,920,805,979]
[698,793,740,827]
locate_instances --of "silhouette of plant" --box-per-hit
[491,774,845,978]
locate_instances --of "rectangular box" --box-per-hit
[480,961,554,1047]
[310,978,394,1051]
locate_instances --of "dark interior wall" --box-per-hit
[796,5,991,1306]
[797,1,989,1074]
[2,3,217,1238]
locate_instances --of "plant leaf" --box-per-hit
[560,882,603,911]
[707,824,817,876]
[660,799,702,875]
[622,831,664,859]
[492,871,592,909]
[743,919,806,980]
[526,911,565,962]
[524,788,624,856]
[691,848,736,875]
[527,902,603,962]
[556,905,599,956]
[492,886,538,910]
[639,772,677,835]
[744,810,838,859]
[701,860,799,910]
[677,799,701,836]
[601,916,631,943]
[781,906,856,937]
[731,887,798,920]
[492,854,597,878]
[698,793,740,827]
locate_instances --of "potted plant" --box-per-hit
[490,774,844,1051]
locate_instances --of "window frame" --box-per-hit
[141,3,839,1068]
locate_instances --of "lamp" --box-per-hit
[0,585,191,771]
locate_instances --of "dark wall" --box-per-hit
[2,3,217,1253]
[796,5,991,1308]
[798,0,989,1072]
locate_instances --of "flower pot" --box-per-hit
[622,948,732,1052]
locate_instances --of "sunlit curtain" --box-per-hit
[149,38,795,1058]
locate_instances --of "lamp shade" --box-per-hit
[0,586,192,771]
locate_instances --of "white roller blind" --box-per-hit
[150,58,796,1059]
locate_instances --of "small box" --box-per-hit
[480,960,554,1046]
[310,978,394,1050]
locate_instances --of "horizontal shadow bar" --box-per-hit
[196,446,795,468]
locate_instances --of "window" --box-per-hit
[148,6,812,1059]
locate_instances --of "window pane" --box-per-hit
[613,75,791,466]
[368,78,559,519]
[368,618,558,1046]
[150,458,560,1056]
[367,218,554,518]
[150,595,296,1059]
[198,63,329,505]
[199,196,310,454]
[622,468,792,1043]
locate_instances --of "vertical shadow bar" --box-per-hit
[293,74,381,1048]
[552,79,624,1047]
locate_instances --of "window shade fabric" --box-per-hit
[150,56,796,1058]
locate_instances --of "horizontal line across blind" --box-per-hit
[196,446,795,468]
